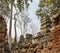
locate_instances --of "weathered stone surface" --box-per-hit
[36,49,41,53]
[0,16,7,53]
[47,13,60,53]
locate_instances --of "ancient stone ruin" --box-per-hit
[0,15,7,53]
[46,13,60,53]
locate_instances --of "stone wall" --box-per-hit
[0,16,7,53]
[51,25,60,53]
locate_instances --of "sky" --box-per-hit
[7,0,40,41]
[28,0,40,28]
[27,0,40,35]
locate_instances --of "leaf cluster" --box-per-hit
[36,0,60,18]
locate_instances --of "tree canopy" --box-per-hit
[36,0,60,18]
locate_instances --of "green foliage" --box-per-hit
[4,0,9,4]
[17,0,33,12]
[4,0,14,4]
[17,0,24,12]
[30,0,33,2]
[25,0,29,9]
[45,0,56,4]
[36,0,60,18]
[0,0,33,15]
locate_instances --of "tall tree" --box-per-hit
[14,14,17,44]
[9,0,14,40]
[1,0,33,51]
[8,0,14,51]
[16,13,31,35]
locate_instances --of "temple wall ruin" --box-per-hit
[0,15,7,53]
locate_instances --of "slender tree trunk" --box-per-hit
[14,18,17,44]
[9,0,13,39]
[9,0,13,50]
[21,25,22,35]
[21,16,23,35]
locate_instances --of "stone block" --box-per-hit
[36,49,41,53]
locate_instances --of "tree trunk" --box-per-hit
[9,0,13,40]
[9,0,13,50]
[14,18,17,44]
